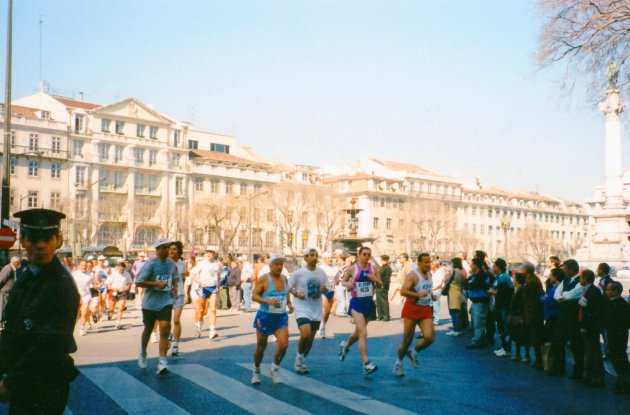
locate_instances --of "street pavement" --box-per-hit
[1,297,628,415]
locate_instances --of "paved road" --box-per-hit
[1,298,628,414]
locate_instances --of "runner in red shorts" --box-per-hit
[393,252,436,376]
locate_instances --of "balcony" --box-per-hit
[135,187,160,196]
[0,143,69,159]
[100,184,127,194]
[98,212,127,222]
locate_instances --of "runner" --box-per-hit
[72,259,100,336]
[338,246,383,375]
[190,245,221,339]
[105,262,133,329]
[136,237,179,375]
[93,255,110,317]
[393,253,436,376]
[319,252,340,338]
[131,251,148,308]
[290,248,328,374]
[168,241,187,355]
[86,260,101,324]
[251,253,294,385]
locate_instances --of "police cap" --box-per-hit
[14,208,65,240]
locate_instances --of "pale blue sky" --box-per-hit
[1,0,621,202]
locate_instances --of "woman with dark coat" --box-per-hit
[523,262,545,369]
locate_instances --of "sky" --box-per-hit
[0,0,623,203]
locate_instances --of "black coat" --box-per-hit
[578,284,605,334]
[0,256,80,392]
[603,296,630,335]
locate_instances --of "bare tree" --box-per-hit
[194,195,246,257]
[269,183,312,262]
[538,0,630,93]
[314,191,345,252]
[407,199,456,254]
[516,222,565,264]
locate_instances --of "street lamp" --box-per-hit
[500,214,512,263]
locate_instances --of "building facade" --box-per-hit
[2,91,589,264]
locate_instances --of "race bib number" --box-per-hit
[307,279,320,300]
[356,281,373,298]
[156,274,172,292]
[268,296,287,314]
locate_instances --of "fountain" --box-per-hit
[332,197,377,253]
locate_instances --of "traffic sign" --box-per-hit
[0,228,17,249]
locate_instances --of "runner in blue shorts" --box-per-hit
[338,246,383,376]
[251,253,294,385]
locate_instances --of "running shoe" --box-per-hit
[79,328,86,336]
[251,369,261,385]
[209,330,218,339]
[194,326,202,338]
[445,330,457,336]
[494,349,507,357]
[393,362,405,377]
[269,365,282,384]
[171,344,179,356]
[156,361,169,375]
[406,349,419,368]
[339,340,348,362]
[115,324,124,330]
[363,361,378,375]
[138,351,148,369]
[318,327,326,338]
[294,356,310,374]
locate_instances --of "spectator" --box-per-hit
[508,273,528,362]
[430,260,445,325]
[445,257,465,336]
[464,257,491,349]
[578,269,605,387]
[553,259,584,379]
[376,255,391,321]
[603,281,630,394]
[543,267,565,374]
[489,258,514,357]
[596,262,613,358]
[523,262,545,369]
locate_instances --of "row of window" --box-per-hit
[100,118,158,138]
[9,132,63,153]
[10,190,60,210]
[466,206,583,225]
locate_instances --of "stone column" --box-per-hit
[599,88,626,207]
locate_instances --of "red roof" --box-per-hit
[52,96,101,110]
[6,104,40,118]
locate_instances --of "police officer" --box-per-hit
[0,209,80,414]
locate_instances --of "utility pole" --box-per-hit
[1,0,14,267]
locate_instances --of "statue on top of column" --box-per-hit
[607,59,619,90]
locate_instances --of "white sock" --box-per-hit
[196,321,201,329]
[159,357,167,365]
[172,341,179,347]
[271,363,279,370]
[396,358,402,365]
[210,325,215,331]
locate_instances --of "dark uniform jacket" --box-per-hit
[578,284,605,334]
[0,256,80,392]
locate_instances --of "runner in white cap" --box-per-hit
[189,245,221,339]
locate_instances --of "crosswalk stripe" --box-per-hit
[81,367,190,415]
[170,364,310,415]
[238,363,416,415]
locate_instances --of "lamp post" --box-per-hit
[500,214,512,263]
[0,0,13,267]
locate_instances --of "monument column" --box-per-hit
[599,86,625,207]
